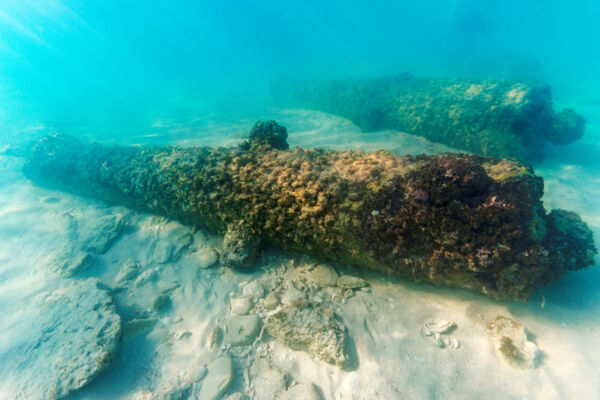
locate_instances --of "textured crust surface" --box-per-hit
[24,122,596,299]
[272,75,585,160]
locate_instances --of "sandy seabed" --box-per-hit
[0,108,599,400]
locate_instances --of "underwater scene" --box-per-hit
[1,1,599,399]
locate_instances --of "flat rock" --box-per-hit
[226,393,250,400]
[309,264,339,287]
[80,213,128,254]
[263,292,280,310]
[250,358,287,400]
[150,221,193,264]
[122,317,159,340]
[241,280,265,300]
[225,315,262,346]
[277,383,320,400]
[281,286,306,308]
[152,383,192,400]
[152,294,170,310]
[265,303,350,368]
[135,268,159,288]
[194,247,219,269]
[151,240,175,264]
[487,315,539,369]
[230,297,253,315]
[336,275,367,289]
[54,249,95,277]
[114,259,140,283]
[11,279,121,399]
[197,356,233,400]
[169,329,192,343]
[423,319,455,336]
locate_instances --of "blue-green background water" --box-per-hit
[1,0,600,141]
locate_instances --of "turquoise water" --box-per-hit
[2,1,600,140]
[1,2,600,399]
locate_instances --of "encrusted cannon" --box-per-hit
[24,121,596,300]
[272,75,585,161]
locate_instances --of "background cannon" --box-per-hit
[272,75,585,161]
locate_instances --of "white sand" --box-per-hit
[0,107,598,400]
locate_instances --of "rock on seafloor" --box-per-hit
[241,280,265,300]
[487,316,539,369]
[10,279,121,399]
[54,249,95,277]
[250,358,288,400]
[80,213,128,254]
[197,356,233,400]
[263,292,280,310]
[276,383,321,400]
[336,275,367,289]
[149,221,193,264]
[193,246,220,269]
[114,258,141,284]
[309,264,339,287]
[230,296,253,315]
[225,314,262,346]
[265,303,350,368]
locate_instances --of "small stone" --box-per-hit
[250,358,287,400]
[135,269,158,288]
[265,303,350,368]
[309,264,339,287]
[159,281,180,295]
[242,280,265,300]
[115,259,140,283]
[342,289,354,301]
[151,241,174,264]
[80,213,128,254]
[153,383,192,400]
[148,222,194,265]
[337,275,367,289]
[225,315,262,346]
[187,364,208,383]
[263,292,280,310]
[206,326,223,349]
[152,294,170,310]
[448,338,460,350]
[56,250,95,277]
[487,315,539,369]
[433,333,444,348]
[197,356,233,400]
[277,383,320,400]
[196,247,219,269]
[423,319,455,335]
[281,286,306,308]
[170,329,192,342]
[11,279,121,398]
[230,297,253,315]
[122,317,158,340]
[226,393,250,400]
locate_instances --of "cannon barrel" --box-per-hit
[272,75,585,161]
[24,121,596,300]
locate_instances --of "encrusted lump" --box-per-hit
[264,302,350,368]
[23,121,597,300]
